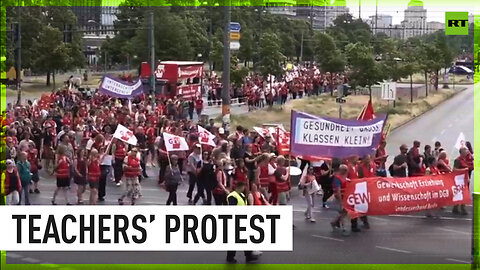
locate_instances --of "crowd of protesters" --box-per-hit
[206,66,348,111]
[0,68,473,240]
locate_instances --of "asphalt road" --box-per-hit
[6,84,475,265]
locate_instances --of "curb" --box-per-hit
[388,86,468,134]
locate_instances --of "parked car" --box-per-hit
[448,65,474,76]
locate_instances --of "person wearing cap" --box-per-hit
[119,148,141,205]
[5,159,22,205]
[218,127,226,139]
[186,144,202,204]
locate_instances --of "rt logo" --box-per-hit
[445,12,469,35]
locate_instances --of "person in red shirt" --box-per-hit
[346,156,359,180]
[27,142,41,194]
[437,151,452,174]
[88,149,102,205]
[195,98,204,118]
[62,112,72,128]
[453,147,473,215]
[407,141,423,176]
[374,140,388,177]
[231,158,249,191]
[248,183,270,206]
[51,144,71,205]
[357,155,377,179]
[352,155,375,231]
[146,122,157,167]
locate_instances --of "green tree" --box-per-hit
[256,32,286,79]
[313,32,346,96]
[238,29,255,67]
[399,39,421,103]
[345,42,385,100]
[328,13,372,51]
[417,42,442,96]
[6,6,84,85]
[33,26,82,89]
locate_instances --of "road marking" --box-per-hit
[312,235,345,242]
[432,137,438,142]
[368,216,389,222]
[437,228,470,235]
[446,258,470,264]
[388,214,471,221]
[375,246,411,254]
[21,257,41,263]
[5,252,22,258]
[440,129,446,135]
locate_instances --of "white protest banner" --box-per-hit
[113,124,137,145]
[454,132,466,150]
[99,75,144,98]
[197,125,216,147]
[163,132,189,152]
[291,110,387,158]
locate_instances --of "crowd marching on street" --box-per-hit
[0,65,474,262]
[206,65,348,111]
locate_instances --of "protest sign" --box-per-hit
[99,75,144,98]
[343,170,471,217]
[290,110,386,158]
[113,124,137,145]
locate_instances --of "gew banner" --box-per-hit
[290,110,386,158]
[99,75,145,98]
[343,170,472,218]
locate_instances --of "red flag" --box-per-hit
[357,100,375,121]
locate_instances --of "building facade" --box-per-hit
[401,0,427,39]
[295,0,349,31]
[367,14,392,35]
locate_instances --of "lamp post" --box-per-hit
[222,3,231,130]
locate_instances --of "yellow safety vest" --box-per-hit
[227,191,247,206]
[1,170,5,196]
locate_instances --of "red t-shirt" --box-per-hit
[195,99,203,110]
[146,127,156,144]
[347,163,358,180]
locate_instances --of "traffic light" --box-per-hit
[63,24,72,43]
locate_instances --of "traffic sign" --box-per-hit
[230,32,241,40]
[230,22,241,32]
[230,41,240,50]
[335,98,346,104]
[381,82,396,101]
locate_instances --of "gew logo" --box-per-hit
[445,12,469,35]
